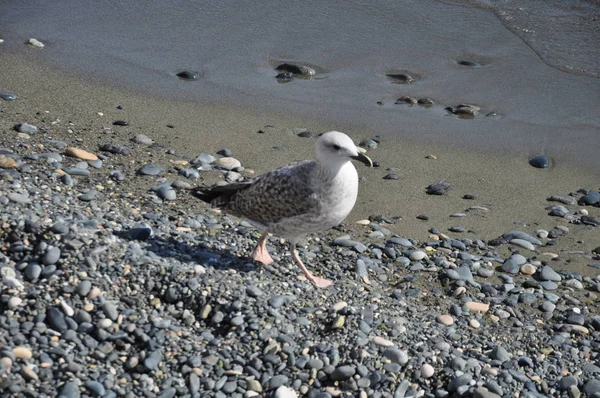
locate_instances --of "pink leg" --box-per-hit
[291,246,333,288]
[252,233,274,265]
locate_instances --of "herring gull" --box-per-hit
[193,131,372,287]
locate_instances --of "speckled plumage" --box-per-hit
[193,131,372,287]
[195,158,356,237]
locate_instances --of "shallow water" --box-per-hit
[1,0,599,170]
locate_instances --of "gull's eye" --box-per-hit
[332,144,341,150]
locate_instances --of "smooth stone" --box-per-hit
[539,266,562,282]
[520,264,536,275]
[578,191,600,206]
[144,351,162,370]
[7,192,31,204]
[176,70,201,80]
[79,190,98,201]
[88,160,103,168]
[330,365,356,381]
[46,307,68,332]
[157,186,176,201]
[510,239,535,251]
[437,314,454,325]
[529,155,550,168]
[213,157,241,170]
[501,259,520,274]
[559,375,579,391]
[564,279,583,289]
[502,231,542,246]
[138,164,164,176]
[85,380,106,397]
[110,170,125,181]
[420,364,434,379]
[100,143,132,155]
[489,346,510,362]
[0,92,17,101]
[540,281,558,290]
[63,167,91,176]
[583,380,600,397]
[12,347,33,359]
[17,123,38,134]
[540,301,556,312]
[275,63,315,76]
[76,280,92,297]
[28,38,44,47]
[132,134,153,144]
[382,348,408,365]
[42,247,61,265]
[409,250,426,261]
[465,302,489,312]
[179,168,200,179]
[274,386,298,398]
[426,181,451,195]
[24,263,42,281]
[113,120,129,126]
[65,147,98,161]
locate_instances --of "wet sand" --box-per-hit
[1,51,598,276]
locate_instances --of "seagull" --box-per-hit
[193,131,372,287]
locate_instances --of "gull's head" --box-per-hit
[315,131,373,167]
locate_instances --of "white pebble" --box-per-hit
[274,386,298,398]
[536,229,549,239]
[28,38,45,48]
[410,250,427,261]
[60,300,75,317]
[7,297,22,310]
[421,363,434,378]
[3,276,24,290]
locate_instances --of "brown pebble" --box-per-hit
[0,357,12,370]
[520,263,536,275]
[465,302,489,313]
[21,366,39,381]
[12,346,32,359]
[64,146,99,161]
[0,157,18,169]
[437,314,454,325]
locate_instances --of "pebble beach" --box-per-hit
[2,3,600,397]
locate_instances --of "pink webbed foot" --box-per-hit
[252,233,274,265]
[252,246,274,265]
[309,276,334,288]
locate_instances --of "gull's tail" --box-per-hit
[192,181,252,209]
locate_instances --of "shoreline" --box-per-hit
[1,51,599,277]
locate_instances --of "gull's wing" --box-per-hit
[194,161,321,225]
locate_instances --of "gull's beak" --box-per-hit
[351,151,373,167]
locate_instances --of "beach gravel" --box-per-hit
[0,110,598,398]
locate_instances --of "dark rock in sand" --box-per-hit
[426,181,451,195]
[417,97,434,106]
[15,123,38,135]
[176,71,201,80]
[100,144,132,155]
[275,72,294,82]
[529,156,550,168]
[578,191,600,206]
[386,72,417,84]
[275,63,315,76]
[457,60,481,67]
[0,92,17,101]
[137,164,164,176]
[113,120,129,126]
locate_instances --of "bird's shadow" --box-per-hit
[113,229,260,274]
